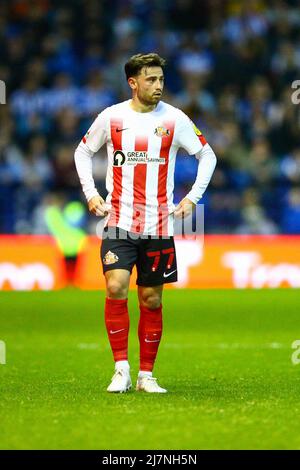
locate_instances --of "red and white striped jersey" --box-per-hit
[81,99,207,236]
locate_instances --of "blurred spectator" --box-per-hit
[52,143,80,194]
[51,108,80,145]
[174,75,216,114]
[46,72,78,115]
[177,36,214,78]
[0,129,23,232]
[281,188,300,234]
[247,138,278,188]
[236,188,279,234]
[280,147,300,184]
[22,135,53,191]
[223,0,268,44]
[77,70,116,116]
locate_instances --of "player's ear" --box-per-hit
[128,77,137,90]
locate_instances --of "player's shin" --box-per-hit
[105,298,129,362]
[138,304,162,372]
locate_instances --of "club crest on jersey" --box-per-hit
[103,250,119,265]
[154,126,170,138]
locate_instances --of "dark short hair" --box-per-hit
[124,53,166,80]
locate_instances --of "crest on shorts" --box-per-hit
[103,250,119,265]
[154,126,170,137]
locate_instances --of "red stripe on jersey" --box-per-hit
[199,134,207,146]
[130,136,148,233]
[82,136,86,144]
[109,118,123,227]
[156,121,175,236]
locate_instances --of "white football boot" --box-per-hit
[107,367,132,393]
[136,376,167,393]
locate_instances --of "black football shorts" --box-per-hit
[100,226,178,286]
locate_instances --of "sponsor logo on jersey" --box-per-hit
[113,150,126,166]
[103,250,119,265]
[154,126,170,137]
[116,127,129,133]
[113,150,165,166]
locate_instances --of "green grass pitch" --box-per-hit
[1,289,300,450]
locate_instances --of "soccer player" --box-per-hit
[74,53,216,393]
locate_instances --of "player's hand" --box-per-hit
[88,195,108,217]
[174,197,196,219]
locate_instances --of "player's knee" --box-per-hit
[106,279,127,299]
[141,294,161,310]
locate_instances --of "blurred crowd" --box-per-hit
[1,0,300,235]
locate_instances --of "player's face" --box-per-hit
[134,66,164,105]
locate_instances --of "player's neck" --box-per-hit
[129,97,158,113]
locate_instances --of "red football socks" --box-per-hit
[105,298,163,370]
[138,304,163,372]
[105,298,129,362]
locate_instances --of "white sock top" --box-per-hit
[115,360,130,370]
[138,371,153,378]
